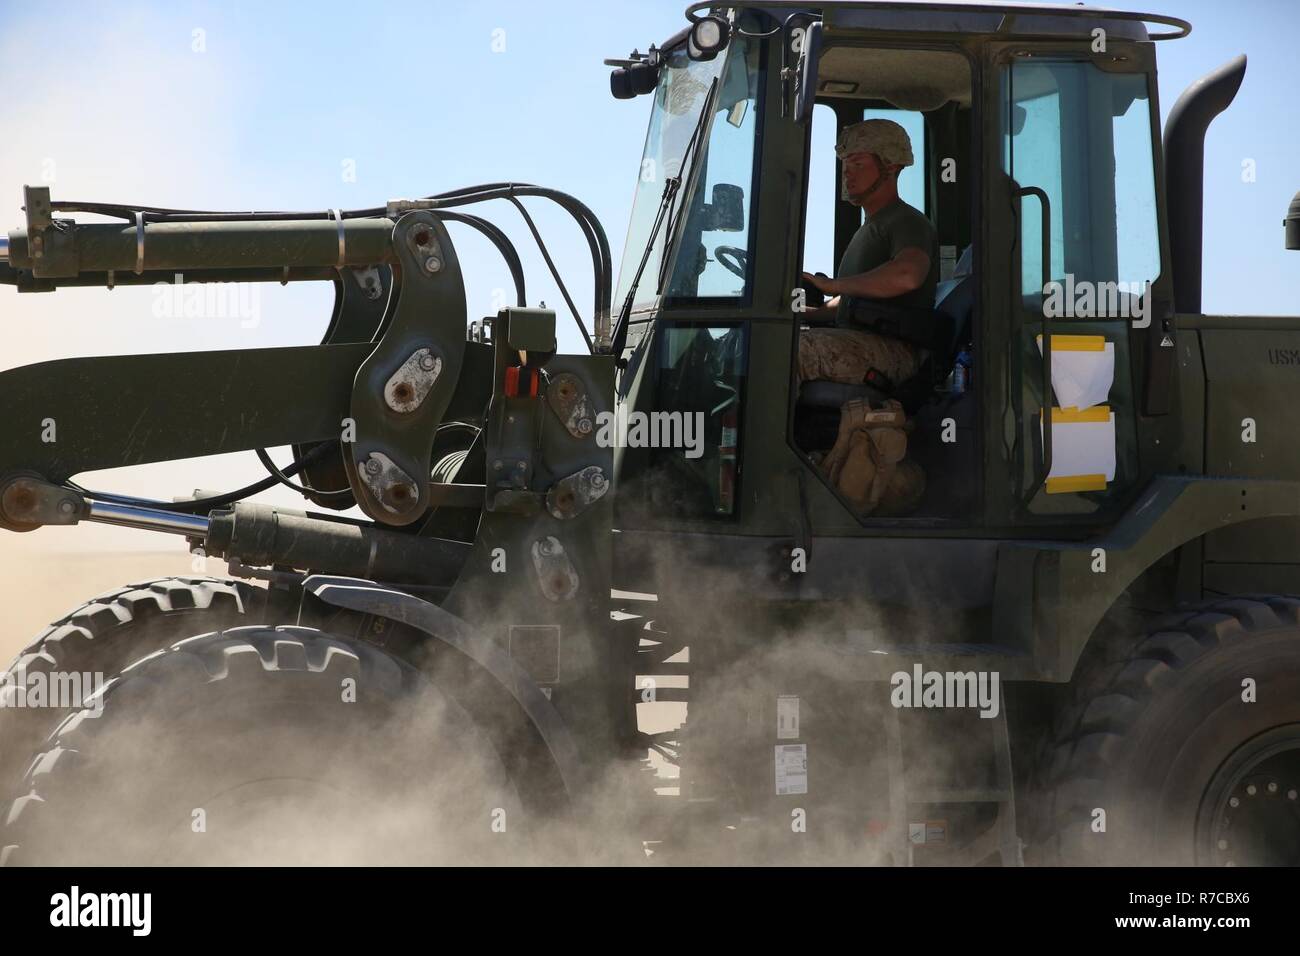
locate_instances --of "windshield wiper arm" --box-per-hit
[654,78,719,296]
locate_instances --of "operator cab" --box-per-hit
[609,3,1177,536]
[794,43,978,519]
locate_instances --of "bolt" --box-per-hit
[577,418,593,435]
[57,499,75,516]
[590,472,607,490]
[493,460,503,471]
[1229,796,1240,808]
[516,461,527,471]
[425,256,442,273]
[419,353,436,371]
[1246,784,1257,796]
[364,459,382,476]
[1268,781,1278,793]
[1289,789,1297,801]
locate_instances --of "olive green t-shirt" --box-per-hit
[835,199,940,315]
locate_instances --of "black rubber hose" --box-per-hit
[50,181,611,340]
[255,448,351,498]
[438,210,527,308]
[505,196,593,352]
[65,443,334,514]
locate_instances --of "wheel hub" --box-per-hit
[1198,725,1300,866]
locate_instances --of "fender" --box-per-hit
[994,475,1300,681]
[305,573,584,795]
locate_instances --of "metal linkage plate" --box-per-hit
[343,212,467,525]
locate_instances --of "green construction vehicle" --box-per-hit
[1,1,1298,866]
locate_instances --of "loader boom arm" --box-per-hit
[0,185,614,583]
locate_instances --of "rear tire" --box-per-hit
[1,626,525,865]
[1029,595,1300,865]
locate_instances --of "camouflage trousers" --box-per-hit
[797,328,921,390]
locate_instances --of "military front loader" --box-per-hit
[1,1,1299,866]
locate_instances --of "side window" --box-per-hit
[1112,87,1161,288]
[862,108,926,211]
[1004,81,1065,296]
[801,103,839,281]
[1003,60,1160,300]
[800,104,927,278]
[1001,59,1161,512]
[646,324,747,517]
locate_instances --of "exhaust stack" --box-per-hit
[1163,55,1246,314]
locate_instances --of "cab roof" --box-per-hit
[683,2,1191,43]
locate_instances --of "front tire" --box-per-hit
[1,626,525,865]
[0,577,264,794]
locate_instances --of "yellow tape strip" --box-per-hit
[1048,405,1112,424]
[1035,334,1107,351]
[1046,474,1108,494]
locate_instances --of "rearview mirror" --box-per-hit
[704,184,745,232]
[795,21,823,124]
[610,60,659,100]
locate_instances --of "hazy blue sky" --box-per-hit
[1149,0,1299,316]
[2,0,1295,354]
[0,0,1296,551]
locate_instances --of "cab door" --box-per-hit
[984,43,1172,525]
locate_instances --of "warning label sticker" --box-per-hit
[775,744,808,796]
[777,695,800,740]
[908,820,949,845]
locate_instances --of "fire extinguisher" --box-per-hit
[717,399,738,514]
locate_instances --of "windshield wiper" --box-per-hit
[610,76,720,358]
[654,78,719,297]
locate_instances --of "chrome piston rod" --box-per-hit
[86,500,210,537]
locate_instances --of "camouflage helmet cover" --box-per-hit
[835,118,914,168]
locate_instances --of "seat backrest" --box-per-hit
[934,244,975,358]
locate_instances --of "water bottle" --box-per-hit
[951,348,972,395]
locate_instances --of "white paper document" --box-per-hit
[776,695,800,740]
[1042,407,1117,491]
[1036,335,1115,410]
[775,744,808,796]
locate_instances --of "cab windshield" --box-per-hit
[614,33,762,314]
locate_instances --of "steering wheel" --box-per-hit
[714,245,748,279]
